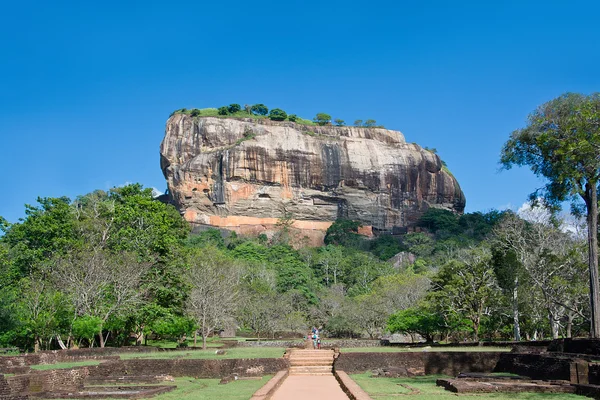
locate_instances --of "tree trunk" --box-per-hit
[34,336,40,353]
[567,311,574,338]
[202,333,207,350]
[513,277,521,341]
[99,325,105,348]
[585,182,600,338]
[194,330,197,347]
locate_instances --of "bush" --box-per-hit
[269,108,287,121]
[228,103,241,113]
[288,114,297,122]
[314,113,331,126]
[190,109,201,117]
[218,106,229,115]
[334,118,345,126]
[353,119,363,127]
[364,119,377,127]
[250,104,269,116]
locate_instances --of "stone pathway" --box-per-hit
[270,375,350,400]
[269,349,350,399]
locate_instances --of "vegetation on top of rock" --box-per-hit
[170,104,385,128]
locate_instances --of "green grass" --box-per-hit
[30,360,101,370]
[349,373,582,400]
[151,376,272,400]
[341,346,512,353]
[119,347,287,360]
[66,376,272,400]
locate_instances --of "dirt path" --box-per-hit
[269,375,350,400]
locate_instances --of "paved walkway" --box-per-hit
[269,375,350,400]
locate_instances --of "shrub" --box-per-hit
[250,104,269,116]
[288,114,297,122]
[334,118,345,126]
[269,108,287,121]
[364,119,377,127]
[353,119,363,127]
[218,106,229,115]
[228,103,241,113]
[314,113,331,126]
[190,108,201,117]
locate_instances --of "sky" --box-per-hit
[1,0,599,223]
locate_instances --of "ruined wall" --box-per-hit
[333,352,503,376]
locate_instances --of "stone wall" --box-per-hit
[493,353,573,380]
[91,358,288,379]
[547,338,600,355]
[334,352,503,376]
[4,368,88,396]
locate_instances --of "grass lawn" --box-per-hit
[349,373,583,400]
[119,347,287,360]
[148,376,272,400]
[341,346,512,353]
[30,360,101,370]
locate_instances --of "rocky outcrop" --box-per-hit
[160,115,465,244]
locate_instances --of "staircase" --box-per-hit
[288,349,335,376]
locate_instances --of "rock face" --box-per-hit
[160,115,465,244]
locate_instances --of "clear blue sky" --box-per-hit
[1,0,599,223]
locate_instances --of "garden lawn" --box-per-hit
[149,376,271,400]
[119,347,287,360]
[341,346,511,353]
[349,373,583,400]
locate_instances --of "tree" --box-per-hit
[288,114,297,122]
[334,119,345,126]
[324,219,363,246]
[228,104,241,114]
[250,104,268,116]
[53,248,151,347]
[500,93,600,337]
[364,119,377,127]
[268,108,287,121]
[217,106,229,115]
[185,246,240,349]
[388,305,444,342]
[313,113,331,126]
[353,120,363,127]
[429,246,498,341]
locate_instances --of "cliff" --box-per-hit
[160,115,465,244]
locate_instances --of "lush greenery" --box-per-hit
[501,92,600,338]
[1,180,588,352]
[170,104,383,128]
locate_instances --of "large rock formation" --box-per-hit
[160,115,465,244]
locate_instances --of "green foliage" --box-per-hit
[313,113,332,126]
[364,119,377,127]
[354,119,363,127]
[388,306,444,342]
[268,108,287,121]
[324,218,363,246]
[417,208,460,237]
[287,114,297,122]
[72,316,102,345]
[217,106,229,115]
[250,103,269,116]
[333,118,345,126]
[227,103,241,113]
[187,228,225,249]
[369,235,406,260]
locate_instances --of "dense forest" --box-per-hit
[0,184,589,352]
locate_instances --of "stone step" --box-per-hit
[289,366,333,374]
[288,356,334,361]
[289,372,333,376]
[290,360,333,366]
